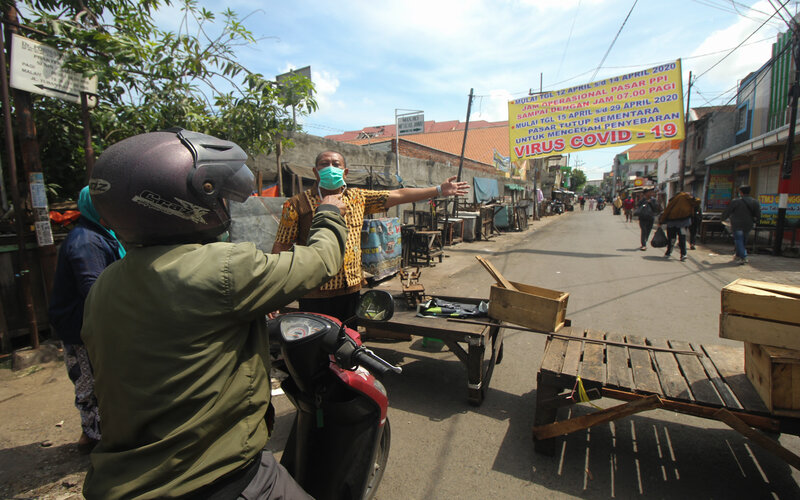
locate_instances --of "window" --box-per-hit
[736,104,748,133]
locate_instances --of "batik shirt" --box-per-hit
[274,187,389,297]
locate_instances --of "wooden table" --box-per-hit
[533,327,800,470]
[361,296,504,406]
[409,230,443,266]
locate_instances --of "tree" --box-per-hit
[583,184,599,197]
[569,168,587,192]
[4,0,316,200]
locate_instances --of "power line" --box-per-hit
[590,0,638,82]
[493,35,775,99]
[556,0,582,81]
[693,1,786,82]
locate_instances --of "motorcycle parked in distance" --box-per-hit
[270,290,400,500]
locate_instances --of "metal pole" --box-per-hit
[81,92,94,182]
[679,71,692,192]
[775,27,800,256]
[276,141,283,197]
[395,109,400,182]
[452,89,474,219]
[0,18,38,349]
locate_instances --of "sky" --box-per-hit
[166,0,799,180]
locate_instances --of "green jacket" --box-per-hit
[82,209,347,499]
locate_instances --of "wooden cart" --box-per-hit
[532,326,800,470]
[361,295,504,406]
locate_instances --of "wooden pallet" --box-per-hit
[533,327,800,471]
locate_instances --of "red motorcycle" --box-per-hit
[269,290,400,500]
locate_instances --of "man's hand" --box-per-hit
[320,194,347,217]
[441,176,470,197]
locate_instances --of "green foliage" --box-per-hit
[9,0,316,200]
[568,168,587,192]
[583,184,599,197]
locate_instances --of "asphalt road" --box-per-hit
[270,208,800,499]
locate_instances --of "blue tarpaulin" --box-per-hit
[473,177,500,203]
[361,217,402,280]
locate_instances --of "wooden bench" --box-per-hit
[533,327,800,470]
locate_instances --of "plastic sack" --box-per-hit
[651,227,668,248]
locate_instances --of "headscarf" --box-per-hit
[78,186,126,258]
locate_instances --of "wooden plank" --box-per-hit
[695,342,743,410]
[748,343,800,416]
[720,313,800,351]
[540,332,569,375]
[475,256,517,290]
[579,329,606,384]
[722,281,800,325]
[627,335,662,395]
[602,387,780,432]
[703,343,770,413]
[651,337,692,399]
[533,395,663,440]
[669,340,724,406]
[605,332,631,389]
[562,327,584,377]
[745,341,773,411]
[734,278,800,299]
[715,409,800,471]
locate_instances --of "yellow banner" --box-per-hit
[508,60,685,161]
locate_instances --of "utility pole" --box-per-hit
[678,71,692,192]
[0,10,40,349]
[452,88,474,218]
[775,23,800,256]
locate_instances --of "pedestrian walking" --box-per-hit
[613,194,623,215]
[634,188,660,250]
[721,185,761,265]
[588,198,595,211]
[622,195,635,222]
[658,191,699,261]
[689,196,703,250]
[579,195,585,210]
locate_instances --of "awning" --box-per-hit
[705,117,800,165]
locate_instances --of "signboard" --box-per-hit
[758,194,800,225]
[508,60,684,161]
[397,112,424,135]
[29,173,54,246]
[494,149,510,172]
[707,167,734,211]
[276,65,311,84]
[10,34,97,107]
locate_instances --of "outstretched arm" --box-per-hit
[385,176,470,209]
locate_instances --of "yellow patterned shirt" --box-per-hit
[274,188,390,297]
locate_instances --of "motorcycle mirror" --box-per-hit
[355,290,395,322]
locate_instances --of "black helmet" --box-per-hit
[89,129,253,245]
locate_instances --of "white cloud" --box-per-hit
[688,0,787,90]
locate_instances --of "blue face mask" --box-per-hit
[317,166,346,190]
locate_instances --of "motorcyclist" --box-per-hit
[80,129,347,499]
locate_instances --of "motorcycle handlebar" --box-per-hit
[353,347,402,376]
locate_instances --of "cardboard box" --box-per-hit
[721,279,800,325]
[745,341,800,416]
[488,281,568,332]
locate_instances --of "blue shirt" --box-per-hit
[48,217,123,344]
